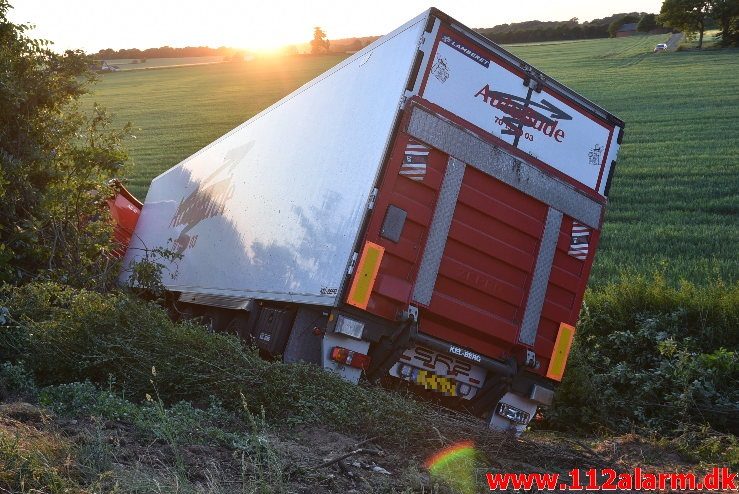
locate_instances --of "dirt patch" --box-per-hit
[593,433,693,470]
[0,401,49,424]
[0,401,721,493]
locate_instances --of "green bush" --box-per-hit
[39,381,136,420]
[545,273,739,435]
[0,2,132,289]
[0,361,37,401]
[40,381,252,450]
[1,282,266,406]
[0,282,430,443]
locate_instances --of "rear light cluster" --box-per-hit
[496,402,531,425]
[330,347,371,370]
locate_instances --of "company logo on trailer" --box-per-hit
[409,346,474,379]
[474,84,572,143]
[169,141,255,254]
[441,35,490,68]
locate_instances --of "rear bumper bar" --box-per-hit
[412,331,517,378]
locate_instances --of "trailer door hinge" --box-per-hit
[400,305,418,322]
[347,252,359,275]
[367,187,378,210]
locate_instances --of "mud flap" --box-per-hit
[466,355,517,417]
[468,375,510,418]
[367,317,418,381]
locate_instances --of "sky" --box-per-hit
[8,0,664,53]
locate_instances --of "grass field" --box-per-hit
[83,35,738,285]
[106,56,226,70]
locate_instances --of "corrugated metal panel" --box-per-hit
[360,118,604,366]
[417,166,548,359]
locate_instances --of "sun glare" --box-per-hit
[226,4,308,53]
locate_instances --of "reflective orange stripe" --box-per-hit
[546,322,576,381]
[346,242,385,310]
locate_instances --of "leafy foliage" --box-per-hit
[94,45,245,60]
[637,13,659,31]
[0,361,37,402]
[711,0,739,46]
[124,243,183,295]
[0,0,131,289]
[40,381,254,450]
[608,15,641,37]
[659,0,712,47]
[476,13,650,44]
[545,273,739,435]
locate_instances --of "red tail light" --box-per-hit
[330,346,371,370]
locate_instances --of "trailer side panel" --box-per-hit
[121,17,427,305]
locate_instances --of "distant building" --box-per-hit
[616,23,638,37]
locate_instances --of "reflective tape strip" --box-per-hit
[413,157,466,306]
[546,322,576,381]
[346,241,385,310]
[518,207,563,346]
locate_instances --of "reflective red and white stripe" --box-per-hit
[568,221,590,260]
[400,140,429,181]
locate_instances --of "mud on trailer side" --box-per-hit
[114,8,624,433]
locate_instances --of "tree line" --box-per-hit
[91,4,737,62]
[93,45,243,60]
[475,12,662,44]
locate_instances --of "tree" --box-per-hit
[637,13,659,31]
[711,0,739,46]
[659,0,712,48]
[310,26,330,54]
[608,14,640,37]
[0,0,131,288]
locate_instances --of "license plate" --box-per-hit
[388,344,486,400]
[416,369,457,397]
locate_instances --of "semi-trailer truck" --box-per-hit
[110,8,625,433]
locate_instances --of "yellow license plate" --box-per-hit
[416,369,457,397]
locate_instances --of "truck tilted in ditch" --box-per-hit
[109,8,625,433]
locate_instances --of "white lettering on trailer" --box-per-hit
[441,35,490,67]
[422,32,615,195]
[449,345,482,363]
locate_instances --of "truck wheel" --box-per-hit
[201,309,234,333]
[225,314,252,341]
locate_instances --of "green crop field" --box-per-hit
[83,35,738,285]
[85,54,348,195]
[106,56,226,70]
